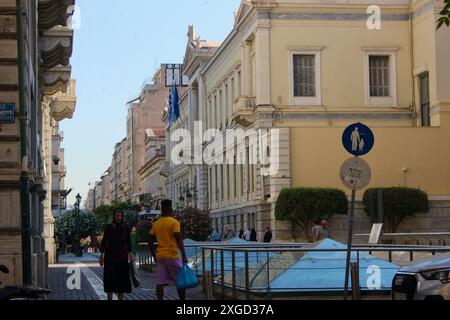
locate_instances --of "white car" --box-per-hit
[392,254,450,300]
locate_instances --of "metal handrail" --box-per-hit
[355,232,450,237]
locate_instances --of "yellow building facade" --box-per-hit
[201,0,450,241]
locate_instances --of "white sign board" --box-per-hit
[340,157,372,191]
[368,223,384,244]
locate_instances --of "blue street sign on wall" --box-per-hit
[0,103,15,124]
[342,123,375,157]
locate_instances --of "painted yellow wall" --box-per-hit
[291,108,450,197]
[270,19,413,108]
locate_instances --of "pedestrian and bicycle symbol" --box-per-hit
[342,123,375,157]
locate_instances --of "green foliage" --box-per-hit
[136,218,153,243]
[437,0,450,29]
[55,210,99,244]
[174,207,211,242]
[275,187,348,241]
[92,201,140,233]
[363,187,429,233]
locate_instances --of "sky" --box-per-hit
[62,0,242,207]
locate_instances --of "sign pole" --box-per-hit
[344,187,356,300]
[341,122,375,300]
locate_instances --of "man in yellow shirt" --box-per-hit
[149,199,188,300]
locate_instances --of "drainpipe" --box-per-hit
[16,0,32,286]
[410,0,418,126]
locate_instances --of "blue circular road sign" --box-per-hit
[342,123,375,156]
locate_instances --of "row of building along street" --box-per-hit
[1,0,450,292]
[86,0,450,243]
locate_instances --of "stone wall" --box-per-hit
[273,199,450,243]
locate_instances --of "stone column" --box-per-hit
[42,97,56,264]
[243,40,253,97]
[254,17,271,106]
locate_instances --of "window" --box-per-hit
[369,56,390,97]
[419,72,430,127]
[291,51,322,105]
[237,71,242,97]
[294,54,316,97]
[365,50,397,106]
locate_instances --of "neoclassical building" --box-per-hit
[196,0,450,240]
[0,0,77,287]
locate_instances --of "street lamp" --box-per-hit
[76,193,82,213]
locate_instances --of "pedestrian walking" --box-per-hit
[243,225,251,241]
[250,228,258,242]
[239,229,245,240]
[263,227,272,243]
[311,219,322,242]
[99,209,134,301]
[149,199,189,301]
[222,225,235,241]
[130,227,139,254]
[210,228,222,242]
[317,220,331,241]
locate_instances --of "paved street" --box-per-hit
[48,253,205,301]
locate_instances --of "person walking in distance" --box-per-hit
[311,219,322,242]
[222,225,235,241]
[243,225,251,241]
[99,209,134,301]
[317,220,331,241]
[263,227,273,243]
[149,200,189,301]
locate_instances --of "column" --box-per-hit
[42,97,56,264]
[255,21,271,106]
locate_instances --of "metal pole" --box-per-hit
[202,248,206,292]
[232,251,236,299]
[220,249,225,299]
[344,189,356,300]
[351,262,361,300]
[267,251,272,299]
[245,251,250,300]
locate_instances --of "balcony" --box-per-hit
[232,96,256,127]
[50,79,77,121]
[159,161,170,178]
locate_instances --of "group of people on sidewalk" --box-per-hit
[99,200,188,301]
[99,201,332,301]
[210,225,273,243]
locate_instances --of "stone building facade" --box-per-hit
[176,0,450,240]
[0,0,77,287]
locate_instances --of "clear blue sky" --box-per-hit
[62,0,242,207]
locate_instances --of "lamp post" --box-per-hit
[76,193,82,213]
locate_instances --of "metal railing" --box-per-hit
[354,232,450,246]
[199,244,450,300]
[137,241,450,300]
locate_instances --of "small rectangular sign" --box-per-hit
[0,103,15,123]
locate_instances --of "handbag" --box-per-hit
[129,260,140,288]
[176,264,198,290]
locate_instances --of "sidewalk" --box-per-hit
[48,253,206,301]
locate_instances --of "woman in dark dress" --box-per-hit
[99,209,134,300]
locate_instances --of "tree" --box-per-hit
[55,210,99,256]
[437,0,450,29]
[363,187,429,233]
[174,207,211,242]
[92,201,140,233]
[275,188,348,241]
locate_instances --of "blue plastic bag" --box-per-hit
[176,264,199,290]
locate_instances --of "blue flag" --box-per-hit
[169,85,180,125]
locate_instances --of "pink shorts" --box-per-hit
[156,258,183,286]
